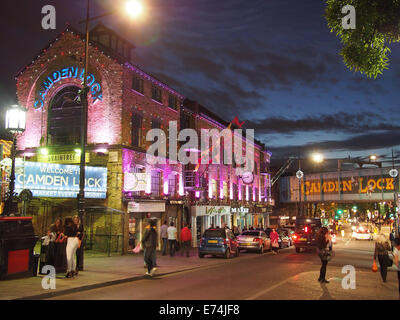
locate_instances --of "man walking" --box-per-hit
[167,222,177,257]
[142,220,157,277]
[161,220,168,256]
[180,224,192,257]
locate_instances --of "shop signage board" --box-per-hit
[15,161,107,198]
[124,173,147,191]
[194,206,231,216]
[231,206,250,214]
[37,152,90,164]
[128,201,166,212]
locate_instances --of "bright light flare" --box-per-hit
[311,153,324,163]
[125,0,143,18]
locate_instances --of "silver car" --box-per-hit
[237,230,271,254]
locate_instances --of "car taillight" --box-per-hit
[304,226,309,233]
[253,237,261,242]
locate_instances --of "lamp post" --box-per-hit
[3,104,26,216]
[77,0,144,266]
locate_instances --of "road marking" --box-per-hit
[245,277,294,300]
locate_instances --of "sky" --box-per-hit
[1,0,400,164]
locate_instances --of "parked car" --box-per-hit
[198,228,239,259]
[278,228,295,246]
[237,230,271,254]
[292,217,322,253]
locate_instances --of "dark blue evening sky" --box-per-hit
[1,0,399,161]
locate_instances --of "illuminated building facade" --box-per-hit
[14,24,272,253]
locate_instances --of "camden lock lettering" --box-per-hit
[302,176,396,196]
[34,66,103,109]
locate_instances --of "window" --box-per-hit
[248,187,253,202]
[168,175,176,197]
[131,114,142,147]
[223,181,228,199]
[132,76,143,93]
[232,183,238,201]
[47,86,82,145]
[152,85,162,102]
[168,94,178,110]
[151,171,161,196]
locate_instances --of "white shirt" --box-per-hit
[167,226,177,240]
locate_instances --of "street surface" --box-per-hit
[49,235,400,300]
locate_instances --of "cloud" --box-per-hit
[243,112,395,134]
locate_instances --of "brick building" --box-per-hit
[14,24,273,254]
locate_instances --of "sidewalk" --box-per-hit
[0,248,252,300]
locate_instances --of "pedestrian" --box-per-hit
[167,222,177,257]
[393,237,400,296]
[142,220,157,277]
[64,217,79,278]
[45,222,58,267]
[52,218,67,273]
[180,224,192,257]
[249,226,254,230]
[374,233,391,283]
[233,225,240,237]
[390,230,396,252]
[72,215,84,274]
[143,219,157,268]
[270,228,280,254]
[316,227,332,283]
[161,220,168,256]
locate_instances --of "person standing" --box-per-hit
[72,215,84,274]
[142,220,158,277]
[270,228,280,254]
[167,222,177,257]
[374,233,391,283]
[316,227,332,283]
[180,224,192,257]
[390,230,396,252]
[393,237,400,296]
[64,217,79,278]
[161,220,168,256]
[52,218,67,274]
[143,219,157,268]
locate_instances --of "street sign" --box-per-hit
[296,170,304,179]
[389,169,398,178]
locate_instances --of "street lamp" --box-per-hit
[312,153,324,164]
[3,104,26,216]
[77,0,144,266]
[370,154,378,161]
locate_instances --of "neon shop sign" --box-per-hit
[34,66,103,109]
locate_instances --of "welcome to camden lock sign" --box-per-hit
[34,66,103,109]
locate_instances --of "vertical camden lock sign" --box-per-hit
[15,162,107,198]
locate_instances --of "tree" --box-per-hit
[325,0,400,78]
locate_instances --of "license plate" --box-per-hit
[208,240,218,243]
[241,243,251,246]
[300,238,307,241]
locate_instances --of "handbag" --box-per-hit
[132,243,141,254]
[372,259,378,272]
[272,240,279,248]
[386,254,393,267]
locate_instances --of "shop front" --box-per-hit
[127,200,166,250]
[231,206,255,231]
[191,205,231,247]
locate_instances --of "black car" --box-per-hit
[292,218,322,253]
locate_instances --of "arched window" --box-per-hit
[47,86,82,145]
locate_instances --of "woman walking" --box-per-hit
[393,237,400,296]
[270,228,280,254]
[142,219,157,277]
[73,215,84,274]
[374,233,391,283]
[316,227,332,283]
[64,217,79,278]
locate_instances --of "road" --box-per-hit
[49,236,399,300]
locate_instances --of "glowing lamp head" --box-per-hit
[125,0,143,18]
[311,153,324,163]
[5,104,26,134]
[40,148,49,156]
[370,155,377,161]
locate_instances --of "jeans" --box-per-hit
[162,238,168,256]
[169,239,176,257]
[144,248,156,266]
[378,255,388,282]
[66,237,79,273]
[144,247,156,273]
[182,241,191,257]
[319,255,328,280]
